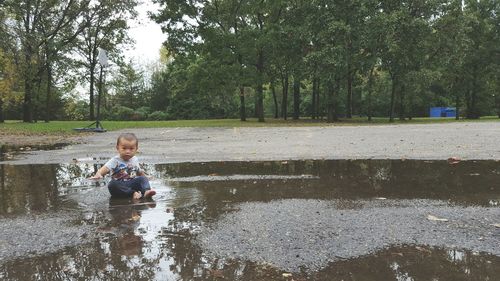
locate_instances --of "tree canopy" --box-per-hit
[0,0,498,122]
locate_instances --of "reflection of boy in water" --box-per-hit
[91,133,156,200]
[108,198,156,256]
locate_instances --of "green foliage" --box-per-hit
[63,99,88,121]
[0,0,498,122]
[147,111,168,121]
[109,61,147,110]
[108,106,134,121]
[147,0,499,122]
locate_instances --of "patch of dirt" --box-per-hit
[0,133,88,150]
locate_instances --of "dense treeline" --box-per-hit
[0,0,138,122]
[150,0,500,122]
[0,0,499,123]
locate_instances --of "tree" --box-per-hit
[305,0,351,122]
[148,0,499,122]
[0,49,19,122]
[461,0,498,118]
[37,1,90,122]
[431,0,469,119]
[378,0,438,122]
[3,0,91,122]
[109,60,147,109]
[75,0,137,120]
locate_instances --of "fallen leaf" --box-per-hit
[427,215,448,222]
[415,246,432,253]
[282,273,293,278]
[447,157,461,165]
[208,269,224,279]
[128,214,141,222]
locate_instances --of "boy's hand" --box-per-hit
[89,174,103,180]
[133,192,142,199]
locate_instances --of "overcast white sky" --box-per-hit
[125,0,166,64]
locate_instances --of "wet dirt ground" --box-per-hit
[0,159,499,280]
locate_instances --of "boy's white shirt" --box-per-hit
[104,155,142,180]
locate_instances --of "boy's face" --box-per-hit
[116,138,138,160]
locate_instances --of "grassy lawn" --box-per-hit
[0,116,499,135]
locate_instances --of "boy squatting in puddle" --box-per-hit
[90,133,156,199]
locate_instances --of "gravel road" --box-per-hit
[2,121,500,165]
[197,199,500,272]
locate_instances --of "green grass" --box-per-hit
[0,116,498,135]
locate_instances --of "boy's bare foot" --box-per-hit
[133,191,142,200]
[144,189,156,198]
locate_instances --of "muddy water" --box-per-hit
[0,160,499,280]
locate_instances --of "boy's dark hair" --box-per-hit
[117,133,139,147]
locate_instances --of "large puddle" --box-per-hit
[0,160,499,280]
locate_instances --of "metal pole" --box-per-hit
[96,64,103,129]
[73,49,107,132]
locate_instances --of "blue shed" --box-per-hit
[430,107,456,118]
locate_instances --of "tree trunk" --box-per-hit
[0,165,4,213]
[44,64,52,122]
[293,76,300,120]
[466,90,478,119]
[346,71,353,118]
[312,78,317,119]
[408,92,413,120]
[254,95,259,118]
[367,67,374,121]
[346,35,353,119]
[22,10,34,123]
[256,83,264,122]
[281,72,288,120]
[239,87,246,121]
[256,50,264,122]
[466,67,479,119]
[495,94,500,118]
[237,52,246,121]
[0,98,4,123]
[399,84,405,121]
[465,87,471,118]
[23,55,34,123]
[316,78,324,119]
[389,73,396,122]
[326,80,338,123]
[271,81,279,118]
[453,79,460,120]
[34,77,42,123]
